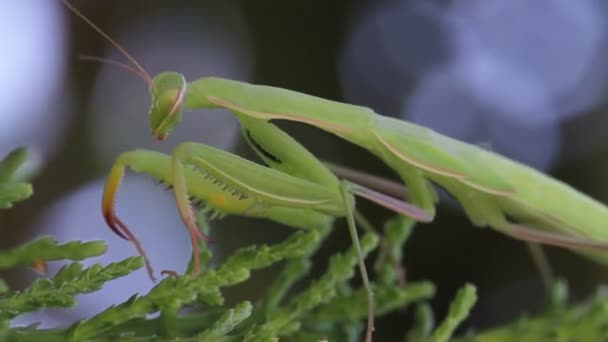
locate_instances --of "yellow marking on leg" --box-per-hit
[210,194,227,207]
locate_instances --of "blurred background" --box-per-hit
[3,0,608,338]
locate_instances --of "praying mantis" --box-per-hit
[64,1,608,341]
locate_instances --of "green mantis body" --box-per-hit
[63,1,608,340]
[153,73,608,263]
[133,72,608,340]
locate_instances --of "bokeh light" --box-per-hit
[340,0,608,170]
[0,1,67,165]
[447,0,608,118]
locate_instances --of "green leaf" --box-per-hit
[375,216,415,286]
[244,232,379,341]
[196,301,253,341]
[0,147,28,182]
[0,182,33,209]
[0,279,8,294]
[0,237,107,269]
[0,257,143,320]
[0,147,34,209]
[311,281,435,323]
[68,230,322,340]
[263,257,311,317]
[453,282,608,342]
[406,304,435,342]
[431,283,477,342]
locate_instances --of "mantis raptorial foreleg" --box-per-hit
[170,147,210,275]
[102,140,432,342]
[102,160,156,278]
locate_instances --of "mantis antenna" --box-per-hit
[63,0,153,88]
[77,55,151,84]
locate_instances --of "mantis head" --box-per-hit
[150,72,188,141]
[63,1,180,141]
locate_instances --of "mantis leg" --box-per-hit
[447,183,608,251]
[170,149,210,276]
[103,148,342,282]
[504,223,608,252]
[449,182,608,287]
[102,159,157,280]
[169,141,347,277]
[324,161,410,200]
[103,149,226,280]
[238,119,434,222]
[340,181,375,342]
[525,242,554,295]
[347,181,433,222]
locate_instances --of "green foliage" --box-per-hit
[403,280,608,342]
[432,284,477,342]
[0,256,143,321]
[0,196,433,341]
[0,228,433,341]
[375,215,414,286]
[453,280,608,342]
[0,238,107,269]
[403,284,477,342]
[0,148,33,209]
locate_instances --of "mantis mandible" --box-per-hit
[64,1,608,340]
